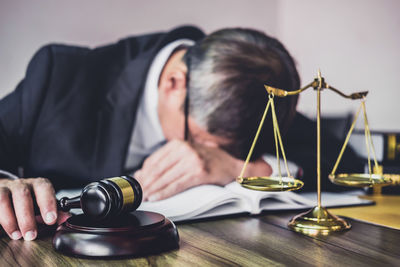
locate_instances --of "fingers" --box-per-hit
[57,211,71,225]
[142,140,178,167]
[146,148,207,201]
[246,158,273,177]
[145,159,188,198]
[148,173,196,201]
[0,187,21,240]
[32,178,57,225]
[10,180,37,241]
[0,177,57,241]
[145,149,205,195]
[142,153,179,188]
[137,140,218,201]
[139,141,180,189]
[137,140,239,202]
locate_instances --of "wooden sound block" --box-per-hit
[53,211,179,258]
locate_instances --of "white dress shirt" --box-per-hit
[124,39,195,171]
[124,38,299,178]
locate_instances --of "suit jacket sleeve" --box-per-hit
[0,45,53,175]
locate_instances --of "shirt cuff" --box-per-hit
[262,154,301,178]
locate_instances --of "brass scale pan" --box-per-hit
[329,173,396,187]
[239,173,395,191]
[238,176,304,192]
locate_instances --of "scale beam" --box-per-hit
[265,80,368,100]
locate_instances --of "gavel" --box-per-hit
[56,176,143,220]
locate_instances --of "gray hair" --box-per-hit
[184,28,300,160]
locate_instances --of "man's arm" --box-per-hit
[0,45,62,240]
[134,139,272,201]
[0,80,25,174]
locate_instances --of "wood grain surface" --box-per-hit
[1,211,399,266]
[1,196,400,266]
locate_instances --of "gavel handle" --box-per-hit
[32,195,81,215]
[58,196,81,211]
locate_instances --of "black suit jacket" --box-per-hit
[0,25,363,191]
[0,26,204,189]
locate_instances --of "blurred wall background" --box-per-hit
[0,0,399,131]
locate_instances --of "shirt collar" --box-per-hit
[125,39,195,171]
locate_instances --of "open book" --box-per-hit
[138,182,373,222]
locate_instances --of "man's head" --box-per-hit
[158,27,300,160]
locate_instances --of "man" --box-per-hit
[0,26,362,241]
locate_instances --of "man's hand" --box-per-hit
[134,140,272,201]
[0,178,62,241]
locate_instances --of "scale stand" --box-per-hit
[237,70,397,236]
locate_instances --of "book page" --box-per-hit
[225,182,315,213]
[138,184,252,221]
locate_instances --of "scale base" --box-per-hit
[53,211,179,258]
[288,206,351,236]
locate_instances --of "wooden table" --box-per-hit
[1,196,399,266]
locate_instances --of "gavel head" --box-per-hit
[80,176,143,220]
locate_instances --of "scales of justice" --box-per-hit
[237,70,398,236]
